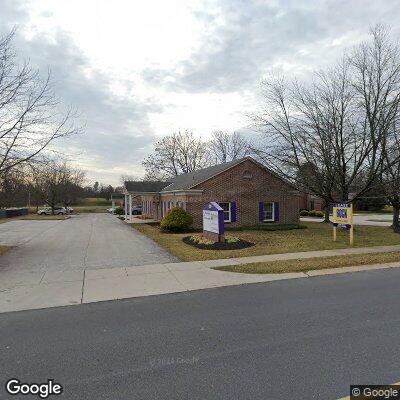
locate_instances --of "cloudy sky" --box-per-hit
[1,0,400,185]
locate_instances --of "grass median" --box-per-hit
[213,252,400,274]
[132,222,400,262]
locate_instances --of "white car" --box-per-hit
[37,207,67,215]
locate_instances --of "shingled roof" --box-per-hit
[124,181,171,193]
[160,158,247,192]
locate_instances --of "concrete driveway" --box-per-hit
[301,213,392,226]
[0,213,177,273]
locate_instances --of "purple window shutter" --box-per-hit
[259,202,264,222]
[231,202,237,222]
[274,202,280,222]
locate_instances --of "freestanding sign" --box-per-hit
[203,202,225,242]
[332,203,354,245]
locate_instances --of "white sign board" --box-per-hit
[203,209,220,234]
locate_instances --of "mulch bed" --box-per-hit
[182,236,255,250]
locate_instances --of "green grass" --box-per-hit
[73,205,109,213]
[73,197,111,206]
[214,251,400,274]
[132,222,400,262]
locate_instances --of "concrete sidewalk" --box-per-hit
[1,244,400,313]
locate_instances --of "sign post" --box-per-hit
[203,202,225,242]
[332,203,354,245]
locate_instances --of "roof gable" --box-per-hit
[125,181,171,193]
[160,157,297,192]
[160,158,246,192]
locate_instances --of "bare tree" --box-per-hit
[381,119,400,231]
[142,130,210,180]
[253,25,400,222]
[209,131,251,164]
[58,163,85,210]
[33,161,84,214]
[0,29,80,177]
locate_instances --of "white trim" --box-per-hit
[160,189,203,195]
[124,194,128,220]
[129,194,132,222]
[217,202,231,223]
[263,202,275,222]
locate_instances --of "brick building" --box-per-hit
[298,192,324,212]
[123,157,301,228]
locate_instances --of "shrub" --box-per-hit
[190,234,214,245]
[160,207,193,232]
[227,224,306,232]
[225,235,240,244]
[300,210,309,216]
[315,211,324,218]
[308,210,317,217]
[114,207,124,215]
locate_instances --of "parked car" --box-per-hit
[132,206,142,215]
[66,207,74,213]
[37,207,67,215]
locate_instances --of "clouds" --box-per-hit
[142,0,400,93]
[0,0,163,184]
[1,0,400,184]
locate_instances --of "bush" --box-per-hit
[315,211,324,218]
[160,207,193,232]
[308,210,317,217]
[300,210,309,216]
[227,224,306,232]
[225,235,240,244]
[114,207,124,215]
[189,234,214,245]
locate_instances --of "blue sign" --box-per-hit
[203,202,224,235]
[334,223,351,229]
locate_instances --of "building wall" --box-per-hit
[185,159,300,228]
[141,194,159,219]
[299,193,324,211]
[159,194,188,219]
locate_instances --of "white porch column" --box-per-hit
[124,194,128,221]
[129,194,132,222]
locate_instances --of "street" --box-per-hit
[2,268,400,399]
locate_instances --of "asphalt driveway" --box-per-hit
[0,213,177,273]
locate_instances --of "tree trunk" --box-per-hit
[323,202,330,223]
[392,205,400,232]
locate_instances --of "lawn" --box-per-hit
[72,197,111,213]
[73,205,109,213]
[214,252,400,274]
[132,222,400,261]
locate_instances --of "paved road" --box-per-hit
[0,214,177,272]
[1,269,400,400]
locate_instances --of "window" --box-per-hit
[263,202,274,221]
[242,170,253,179]
[218,202,231,222]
